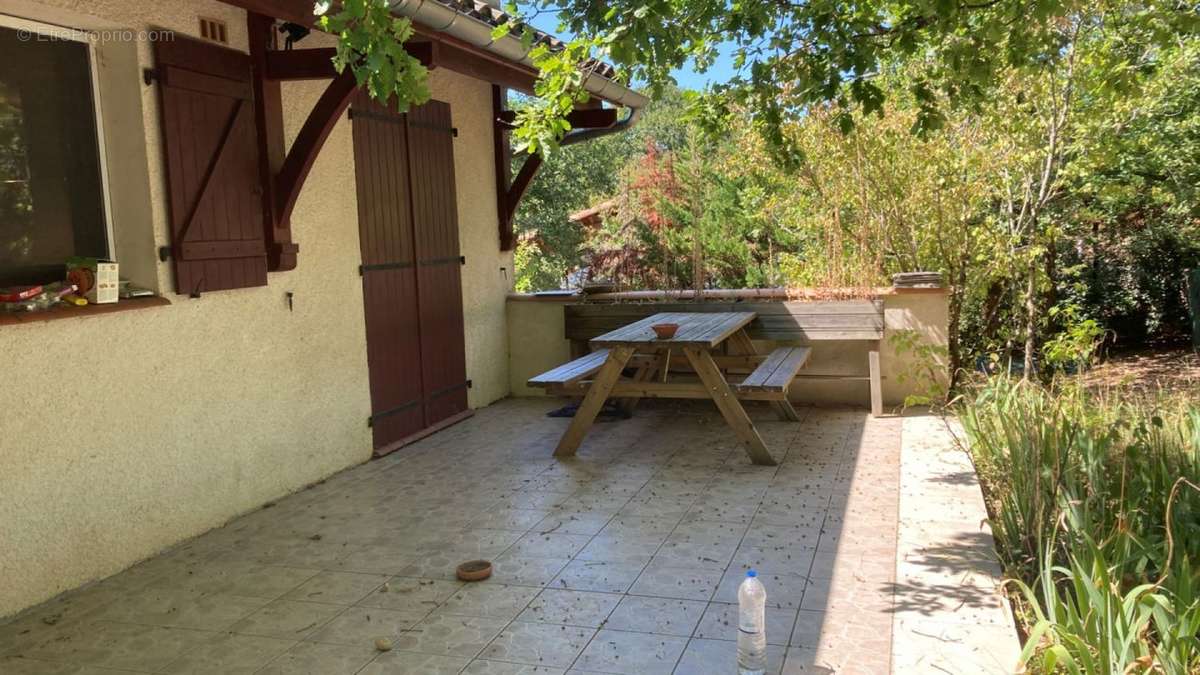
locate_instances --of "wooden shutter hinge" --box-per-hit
[158,245,172,262]
[143,68,158,86]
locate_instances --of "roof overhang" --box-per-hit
[217,0,647,109]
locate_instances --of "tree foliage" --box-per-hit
[514,3,1200,382]
[315,0,429,110]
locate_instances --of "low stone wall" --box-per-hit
[507,288,950,409]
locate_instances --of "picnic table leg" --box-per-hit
[554,346,634,458]
[617,353,657,416]
[683,346,777,466]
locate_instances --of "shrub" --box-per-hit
[960,377,1200,673]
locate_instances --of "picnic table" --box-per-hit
[529,312,811,466]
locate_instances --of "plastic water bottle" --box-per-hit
[737,569,767,674]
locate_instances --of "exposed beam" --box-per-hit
[223,0,313,25]
[504,153,543,230]
[248,12,294,270]
[275,69,358,230]
[493,86,515,251]
[265,43,436,81]
[218,0,543,94]
[417,38,538,94]
[496,108,617,130]
[265,48,337,80]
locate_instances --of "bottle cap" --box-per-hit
[746,569,757,578]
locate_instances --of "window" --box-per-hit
[0,17,110,287]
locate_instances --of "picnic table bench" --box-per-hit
[529,311,813,466]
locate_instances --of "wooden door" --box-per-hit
[351,94,468,453]
[406,101,469,427]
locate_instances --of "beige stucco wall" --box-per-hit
[507,290,951,408]
[0,0,511,618]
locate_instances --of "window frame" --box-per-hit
[0,13,116,271]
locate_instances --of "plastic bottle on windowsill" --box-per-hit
[738,569,767,675]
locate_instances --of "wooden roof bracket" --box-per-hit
[494,87,640,252]
[247,11,435,271]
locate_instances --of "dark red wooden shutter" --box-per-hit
[407,101,469,426]
[154,36,267,294]
[351,92,427,446]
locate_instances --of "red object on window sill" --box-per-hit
[0,285,45,303]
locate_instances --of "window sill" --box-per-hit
[0,295,171,327]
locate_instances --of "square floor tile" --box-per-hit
[88,589,267,631]
[516,589,620,628]
[674,637,785,675]
[693,602,796,646]
[489,554,571,587]
[358,651,471,674]
[255,641,377,674]
[507,533,593,559]
[629,564,722,601]
[479,621,593,667]
[284,571,389,605]
[435,583,540,620]
[392,614,508,658]
[16,621,202,672]
[713,569,809,609]
[161,633,294,674]
[575,537,659,565]
[230,599,345,639]
[603,596,705,637]
[358,577,464,614]
[0,656,93,674]
[464,659,565,674]
[534,512,613,536]
[307,606,428,646]
[550,560,645,594]
[573,629,687,675]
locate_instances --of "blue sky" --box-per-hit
[524,12,737,91]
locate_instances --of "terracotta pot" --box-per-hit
[651,323,679,339]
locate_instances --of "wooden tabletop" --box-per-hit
[590,312,757,348]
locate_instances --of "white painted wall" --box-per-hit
[0,0,512,617]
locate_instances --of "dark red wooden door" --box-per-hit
[351,95,468,452]
[407,102,469,427]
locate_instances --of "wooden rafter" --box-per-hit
[493,84,549,253]
[265,43,436,81]
[492,85,514,250]
[496,108,617,130]
[274,68,358,229]
[247,12,292,270]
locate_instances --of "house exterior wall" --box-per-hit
[507,290,951,407]
[0,0,512,618]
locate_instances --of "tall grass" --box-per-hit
[960,378,1200,673]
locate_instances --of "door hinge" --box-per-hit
[143,68,158,86]
[460,256,466,265]
[467,379,473,389]
[158,246,172,262]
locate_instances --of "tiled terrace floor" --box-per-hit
[0,398,1005,674]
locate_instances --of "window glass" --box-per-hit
[0,23,108,287]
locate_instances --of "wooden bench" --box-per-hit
[528,348,611,388]
[564,300,885,416]
[734,346,811,421]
